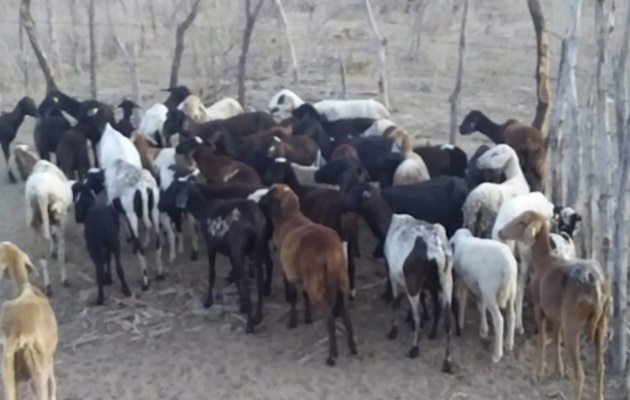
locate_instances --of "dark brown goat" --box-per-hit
[55,129,90,180]
[256,184,357,366]
[459,110,546,191]
[330,144,359,161]
[271,126,320,166]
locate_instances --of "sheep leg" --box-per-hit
[115,252,132,298]
[160,213,177,264]
[325,291,339,367]
[286,283,298,328]
[515,250,531,335]
[261,244,273,297]
[387,283,401,340]
[428,287,442,340]
[231,254,255,334]
[505,295,516,353]
[55,227,68,287]
[456,284,468,335]
[189,215,199,261]
[95,260,107,306]
[442,299,453,374]
[1,141,16,183]
[372,241,384,259]
[552,323,564,378]
[124,212,150,290]
[2,351,17,400]
[594,320,606,400]
[344,241,357,300]
[487,300,504,363]
[563,318,585,400]
[303,291,313,324]
[253,252,264,325]
[48,361,57,400]
[478,300,489,339]
[407,292,421,358]
[381,262,393,302]
[350,232,360,258]
[420,290,430,324]
[102,252,113,286]
[534,309,547,382]
[338,291,358,356]
[32,368,50,400]
[203,250,217,309]
[152,208,164,280]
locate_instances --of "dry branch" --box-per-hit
[448,0,469,144]
[527,0,551,133]
[19,0,57,93]
[169,0,204,88]
[115,37,141,103]
[238,0,266,106]
[273,0,299,83]
[339,56,347,99]
[364,0,390,109]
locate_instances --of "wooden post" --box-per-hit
[564,0,583,208]
[19,0,57,93]
[408,0,427,60]
[69,0,82,73]
[45,0,60,71]
[88,0,97,98]
[339,55,347,99]
[364,0,390,109]
[237,0,266,106]
[169,0,203,89]
[18,21,29,92]
[528,0,551,133]
[448,0,468,145]
[273,0,299,83]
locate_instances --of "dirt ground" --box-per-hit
[0,1,628,399]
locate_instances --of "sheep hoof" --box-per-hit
[45,285,53,297]
[387,326,398,340]
[94,297,105,306]
[326,357,336,367]
[245,323,255,334]
[141,282,149,291]
[442,358,453,374]
[7,170,16,184]
[62,279,71,288]
[203,297,214,309]
[190,250,198,261]
[156,273,166,281]
[492,352,502,363]
[408,346,419,359]
[122,287,132,297]
[288,316,297,329]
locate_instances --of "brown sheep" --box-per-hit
[459,110,546,192]
[256,184,357,366]
[498,211,610,400]
[271,126,320,166]
[55,128,90,181]
[330,143,359,161]
[131,132,162,172]
[0,241,58,400]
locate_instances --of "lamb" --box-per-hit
[0,96,38,182]
[55,127,90,181]
[255,184,358,366]
[23,154,75,295]
[498,211,610,400]
[460,110,546,191]
[384,128,430,185]
[341,182,453,371]
[72,182,132,305]
[462,144,529,238]
[450,228,517,363]
[0,241,58,400]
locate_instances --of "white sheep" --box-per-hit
[137,103,169,147]
[0,241,58,400]
[362,118,397,136]
[24,158,74,296]
[98,123,142,172]
[268,89,305,121]
[205,97,244,120]
[388,128,430,185]
[462,144,530,238]
[450,228,517,363]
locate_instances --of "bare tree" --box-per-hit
[594,0,614,273]
[45,0,60,71]
[563,0,583,207]
[365,0,390,109]
[18,22,29,91]
[69,0,82,73]
[238,0,266,106]
[528,0,551,134]
[115,38,141,103]
[448,0,468,144]
[408,0,427,60]
[19,0,57,93]
[88,0,97,98]
[610,0,629,375]
[169,0,204,88]
[273,0,299,83]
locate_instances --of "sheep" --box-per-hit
[450,228,517,363]
[341,182,453,371]
[137,103,169,147]
[175,136,262,185]
[552,205,582,237]
[132,132,163,173]
[161,175,268,333]
[13,144,40,181]
[383,128,430,185]
[178,95,244,122]
[255,184,358,366]
[314,98,390,121]
[97,122,142,172]
[0,96,38,183]
[33,103,72,164]
[24,156,74,296]
[497,211,610,400]
[72,182,132,305]
[460,110,546,191]
[86,158,163,290]
[462,144,529,239]
[74,99,117,166]
[363,118,397,136]
[207,128,285,174]
[0,241,58,400]
[440,144,468,177]
[292,103,376,141]
[330,143,359,160]
[465,144,506,189]
[55,127,90,181]
[262,158,362,297]
[268,89,305,121]
[549,232,576,260]
[115,99,140,138]
[161,85,192,110]
[271,126,321,166]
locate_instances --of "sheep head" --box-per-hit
[459,110,485,135]
[497,211,547,246]
[552,205,582,237]
[162,86,192,110]
[0,241,38,288]
[13,144,39,181]
[257,183,299,222]
[18,96,38,118]
[72,182,96,224]
[476,144,516,171]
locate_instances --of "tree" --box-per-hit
[88,0,97,98]
[273,0,299,83]
[237,0,266,106]
[19,0,58,93]
[528,0,551,133]
[364,0,390,109]
[169,0,204,88]
[448,0,469,144]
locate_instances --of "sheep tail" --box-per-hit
[38,195,52,241]
[329,243,350,318]
[141,188,152,229]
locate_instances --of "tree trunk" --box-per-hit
[527,0,551,133]
[169,0,204,89]
[364,0,390,109]
[564,0,583,207]
[408,0,427,60]
[273,0,299,83]
[610,0,629,375]
[582,77,596,257]
[339,55,347,99]
[19,0,57,93]
[88,0,97,98]
[69,0,82,73]
[448,0,468,145]
[18,22,29,91]
[594,0,614,274]
[546,39,568,205]
[115,37,140,104]
[45,0,60,71]
[238,0,266,106]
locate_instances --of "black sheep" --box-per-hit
[115,99,141,138]
[0,96,38,182]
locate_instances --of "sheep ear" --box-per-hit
[528,222,539,238]
[87,107,99,117]
[22,252,38,277]
[277,94,285,105]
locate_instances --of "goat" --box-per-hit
[498,211,610,400]
[55,127,90,181]
[460,110,546,191]
[178,95,244,122]
[115,99,140,138]
[465,144,506,189]
[0,96,38,183]
[0,241,58,400]
[255,184,358,366]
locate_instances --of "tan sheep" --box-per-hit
[0,241,58,400]
[383,127,430,184]
[498,211,610,400]
[12,144,40,181]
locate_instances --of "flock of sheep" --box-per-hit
[0,84,611,400]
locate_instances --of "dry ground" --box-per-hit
[0,0,628,399]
